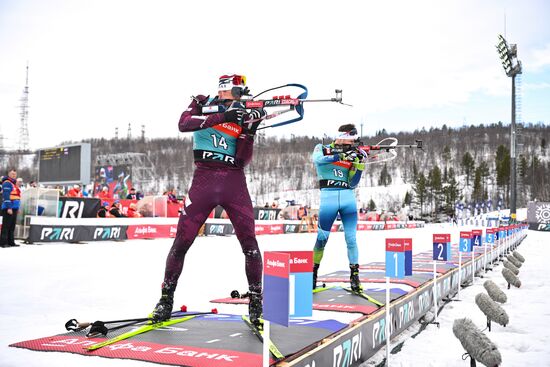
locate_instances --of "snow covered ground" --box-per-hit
[0,225,548,367]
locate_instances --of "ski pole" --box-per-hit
[86,308,219,338]
[65,305,216,333]
[65,305,188,332]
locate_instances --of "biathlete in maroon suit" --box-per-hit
[151,74,266,326]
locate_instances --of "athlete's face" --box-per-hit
[334,138,356,145]
[218,90,236,100]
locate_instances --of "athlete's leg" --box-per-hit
[314,189,339,265]
[163,168,218,287]
[339,190,359,264]
[220,170,262,289]
[221,170,263,324]
[339,190,361,291]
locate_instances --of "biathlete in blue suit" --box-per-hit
[312,124,367,291]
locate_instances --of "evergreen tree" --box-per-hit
[403,191,412,207]
[427,166,443,213]
[495,145,510,194]
[368,199,376,211]
[519,155,528,178]
[378,163,392,187]
[413,172,428,215]
[472,165,483,201]
[443,167,461,214]
[461,152,475,186]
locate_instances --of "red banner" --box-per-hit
[127,224,177,239]
[255,224,284,235]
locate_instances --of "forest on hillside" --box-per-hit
[1,122,549,217]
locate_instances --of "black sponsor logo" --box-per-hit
[93,227,122,240]
[202,151,235,165]
[61,200,85,218]
[40,227,75,241]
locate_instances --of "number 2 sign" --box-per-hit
[433,234,451,261]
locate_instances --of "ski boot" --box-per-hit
[248,291,263,328]
[350,264,363,293]
[151,282,176,321]
[313,263,320,290]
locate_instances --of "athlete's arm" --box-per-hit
[348,160,365,189]
[312,144,339,164]
[178,95,226,132]
[235,135,254,168]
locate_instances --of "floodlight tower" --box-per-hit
[496,34,522,220]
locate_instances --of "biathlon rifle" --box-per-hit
[329,137,423,165]
[200,84,351,129]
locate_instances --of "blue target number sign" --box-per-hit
[472,229,482,247]
[459,231,472,253]
[433,234,451,261]
[386,239,406,278]
[485,228,495,244]
[404,238,413,276]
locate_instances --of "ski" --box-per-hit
[86,314,197,351]
[342,287,384,307]
[313,284,335,294]
[242,315,284,361]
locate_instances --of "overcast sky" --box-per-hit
[0,0,549,150]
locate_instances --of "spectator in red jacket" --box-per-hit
[66,184,83,198]
[127,203,142,218]
[97,186,111,200]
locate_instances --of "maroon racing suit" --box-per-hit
[162,95,262,294]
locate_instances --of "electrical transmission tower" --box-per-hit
[18,63,30,151]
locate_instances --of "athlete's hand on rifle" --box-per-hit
[241,109,266,136]
[224,108,246,123]
[338,149,359,162]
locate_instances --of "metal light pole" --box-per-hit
[496,34,522,220]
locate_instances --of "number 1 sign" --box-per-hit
[385,239,412,278]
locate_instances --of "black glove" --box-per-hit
[241,109,266,136]
[247,108,267,121]
[343,149,359,161]
[242,120,261,136]
[224,108,246,123]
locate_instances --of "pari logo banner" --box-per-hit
[264,251,313,327]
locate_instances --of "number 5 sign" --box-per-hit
[433,234,451,261]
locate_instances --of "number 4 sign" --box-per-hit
[472,229,482,247]
[433,234,451,261]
